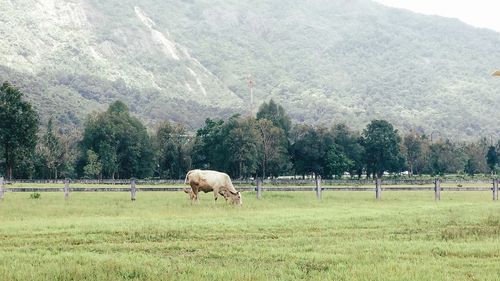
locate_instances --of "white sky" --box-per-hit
[373,0,500,33]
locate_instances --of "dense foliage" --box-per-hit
[361,120,405,178]
[0,82,38,179]
[154,121,192,179]
[77,101,154,179]
[38,119,64,179]
[1,82,499,180]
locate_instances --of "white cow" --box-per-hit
[184,169,242,205]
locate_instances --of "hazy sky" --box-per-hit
[374,0,500,33]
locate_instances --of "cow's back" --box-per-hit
[186,169,237,192]
[197,170,223,188]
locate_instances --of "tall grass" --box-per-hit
[0,191,499,280]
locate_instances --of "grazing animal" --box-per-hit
[184,169,242,205]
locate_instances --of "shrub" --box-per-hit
[29,192,41,199]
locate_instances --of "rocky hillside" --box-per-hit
[1,0,499,138]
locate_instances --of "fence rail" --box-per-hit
[1,186,495,193]
[3,179,497,185]
[0,177,498,201]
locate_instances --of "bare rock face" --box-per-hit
[0,0,242,128]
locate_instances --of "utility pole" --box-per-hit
[492,72,499,147]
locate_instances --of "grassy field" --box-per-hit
[0,191,499,281]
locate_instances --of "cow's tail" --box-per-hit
[184,170,192,184]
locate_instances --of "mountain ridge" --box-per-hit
[1,0,499,138]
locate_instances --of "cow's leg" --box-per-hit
[217,187,229,203]
[213,187,220,203]
[190,184,199,204]
[219,190,228,202]
[194,189,200,204]
[183,188,194,204]
[192,190,198,204]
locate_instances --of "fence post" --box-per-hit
[434,179,441,201]
[0,177,4,201]
[493,179,498,201]
[130,179,136,201]
[256,178,262,199]
[315,175,322,200]
[375,178,381,200]
[64,179,70,200]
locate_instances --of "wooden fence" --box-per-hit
[4,178,496,185]
[0,177,498,202]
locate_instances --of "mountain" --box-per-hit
[1,0,500,138]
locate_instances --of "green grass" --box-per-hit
[0,191,499,280]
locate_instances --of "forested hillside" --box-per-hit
[1,0,500,138]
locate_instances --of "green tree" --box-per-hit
[347,142,364,179]
[256,118,290,178]
[191,118,226,171]
[79,101,154,179]
[332,124,364,178]
[155,121,191,179]
[361,120,405,178]
[57,126,81,179]
[98,142,119,180]
[0,82,38,179]
[325,144,353,178]
[83,150,102,179]
[256,99,292,136]
[462,139,488,175]
[414,135,431,175]
[40,118,64,179]
[223,116,261,178]
[79,113,117,178]
[486,146,498,175]
[290,125,334,178]
[403,132,423,177]
[429,140,465,176]
[464,158,478,176]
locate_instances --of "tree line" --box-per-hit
[1,81,499,180]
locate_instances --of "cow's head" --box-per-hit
[228,190,243,206]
